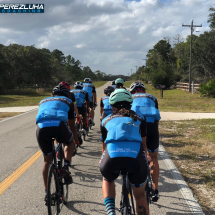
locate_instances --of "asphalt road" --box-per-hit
[0,82,204,215]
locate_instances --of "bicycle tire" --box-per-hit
[83,133,86,141]
[123,207,128,215]
[145,182,150,205]
[63,182,69,205]
[47,163,60,215]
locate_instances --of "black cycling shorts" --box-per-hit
[77,105,86,116]
[36,121,73,156]
[100,145,148,188]
[146,121,159,153]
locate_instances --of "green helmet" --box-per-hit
[109,89,133,106]
[115,78,125,85]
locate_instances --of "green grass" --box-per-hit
[124,81,215,112]
[0,112,23,121]
[0,81,107,107]
[160,119,215,214]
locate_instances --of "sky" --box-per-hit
[0,0,213,76]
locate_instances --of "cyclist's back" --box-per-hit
[100,86,114,120]
[83,80,95,103]
[100,89,149,215]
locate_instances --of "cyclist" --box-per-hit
[130,81,161,202]
[111,80,116,89]
[115,78,126,89]
[83,78,97,126]
[70,81,90,135]
[60,81,80,120]
[100,86,114,121]
[36,84,79,203]
[100,89,149,215]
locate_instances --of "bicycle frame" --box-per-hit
[119,171,135,215]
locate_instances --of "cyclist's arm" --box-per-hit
[67,105,79,144]
[141,137,147,156]
[100,99,104,116]
[85,93,90,109]
[101,124,107,153]
[140,117,147,155]
[70,92,79,118]
[67,119,79,144]
[92,86,97,104]
[74,103,79,118]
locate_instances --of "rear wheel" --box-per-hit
[145,182,150,205]
[47,164,60,215]
[62,179,69,205]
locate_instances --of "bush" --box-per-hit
[198,79,215,97]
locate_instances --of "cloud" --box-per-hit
[0,0,213,75]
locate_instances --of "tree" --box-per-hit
[208,6,215,30]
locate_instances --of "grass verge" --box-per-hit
[124,81,215,112]
[159,119,215,214]
[0,112,22,121]
[0,81,107,107]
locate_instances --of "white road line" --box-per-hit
[0,108,38,123]
[159,142,205,214]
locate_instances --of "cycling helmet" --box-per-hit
[104,86,114,95]
[115,78,125,85]
[52,84,70,98]
[84,78,92,83]
[74,81,83,89]
[109,89,133,106]
[130,81,145,93]
[112,80,115,85]
[60,81,70,90]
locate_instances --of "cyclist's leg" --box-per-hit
[148,151,159,190]
[129,146,149,215]
[100,149,118,215]
[89,102,95,125]
[36,124,57,190]
[132,186,149,215]
[147,121,160,200]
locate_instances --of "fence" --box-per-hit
[175,82,200,93]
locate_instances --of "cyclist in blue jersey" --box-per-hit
[115,78,126,89]
[60,81,80,120]
[83,78,97,125]
[111,80,116,89]
[100,89,149,215]
[36,84,79,203]
[70,81,90,134]
[130,81,161,202]
[100,86,114,121]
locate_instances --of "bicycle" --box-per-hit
[47,138,69,215]
[145,162,153,205]
[117,170,136,215]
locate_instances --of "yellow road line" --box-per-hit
[0,95,104,196]
[0,150,42,195]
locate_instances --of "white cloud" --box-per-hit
[0,0,213,75]
[74,43,86,48]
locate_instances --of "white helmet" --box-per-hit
[84,78,92,83]
[130,81,145,93]
[74,81,83,89]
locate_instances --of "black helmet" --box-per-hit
[104,86,114,95]
[112,80,115,85]
[52,84,70,98]
[84,78,92,83]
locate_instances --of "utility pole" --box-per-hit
[134,66,138,72]
[182,20,202,92]
[142,58,147,67]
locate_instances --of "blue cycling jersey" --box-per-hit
[101,114,143,158]
[70,89,88,107]
[36,96,73,128]
[101,95,113,116]
[112,85,116,89]
[83,83,94,102]
[131,93,161,123]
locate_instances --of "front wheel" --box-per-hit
[47,164,60,215]
[145,182,150,205]
[63,180,69,205]
[123,207,128,215]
